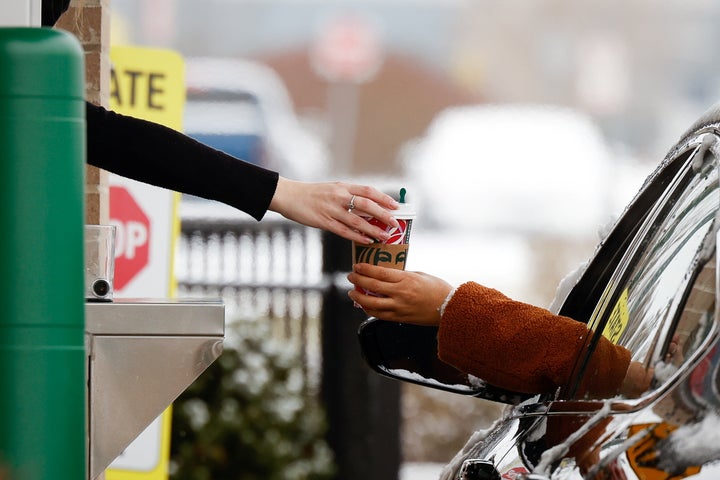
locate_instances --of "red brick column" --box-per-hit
[56,0,110,225]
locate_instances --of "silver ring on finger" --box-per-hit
[347,194,356,213]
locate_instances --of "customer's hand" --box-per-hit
[348,263,453,326]
[620,361,655,399]
[269,177,400,244]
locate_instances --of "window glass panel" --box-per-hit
[571,143,719,400]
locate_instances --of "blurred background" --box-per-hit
[109,0,720,478]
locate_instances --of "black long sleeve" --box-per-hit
[86,102,279,221]
[42,0,70,26]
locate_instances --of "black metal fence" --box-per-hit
[176,215,325,391]
[176,210,401,480]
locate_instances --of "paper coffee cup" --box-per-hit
[352,199,415,298]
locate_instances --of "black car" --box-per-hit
[359,104,720,479]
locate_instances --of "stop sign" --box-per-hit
[110,186,151,291]
[311,14,384,84]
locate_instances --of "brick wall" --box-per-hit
[56,0,110,225]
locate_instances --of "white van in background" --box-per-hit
[400,104,647,237]
[397,103,651,301]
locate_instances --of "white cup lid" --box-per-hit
[393,202,415,219]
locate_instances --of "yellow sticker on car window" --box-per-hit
[603,288,629,344]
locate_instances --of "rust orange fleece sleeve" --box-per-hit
[437,282,631,397]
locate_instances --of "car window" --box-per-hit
[184,92,265,135]
[566,137,719,401]
[183,91,268,167]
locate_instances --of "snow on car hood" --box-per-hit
[657,411,720,473]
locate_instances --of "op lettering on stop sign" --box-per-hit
[109,186,151,291]
[115,221,148,260]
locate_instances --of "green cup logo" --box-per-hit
[352,243,409,298]
[353,243,408,267]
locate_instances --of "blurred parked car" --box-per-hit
[360,103,720,479]
[401,104,647,238]
[184,57,329,182]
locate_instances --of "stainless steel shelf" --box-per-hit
[86,299,225,480]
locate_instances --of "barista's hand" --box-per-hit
[269,177,399,244]
[348,263,453,326]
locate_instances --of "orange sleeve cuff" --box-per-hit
[438,282,630,397]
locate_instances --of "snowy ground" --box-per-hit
[400,462,445,480]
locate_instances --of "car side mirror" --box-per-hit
[357,317,531,404]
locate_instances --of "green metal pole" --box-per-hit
[0,28,85,480]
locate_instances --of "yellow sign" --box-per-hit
[603,288,629,344]
[106,45,185,480]
[109,46,185,131]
